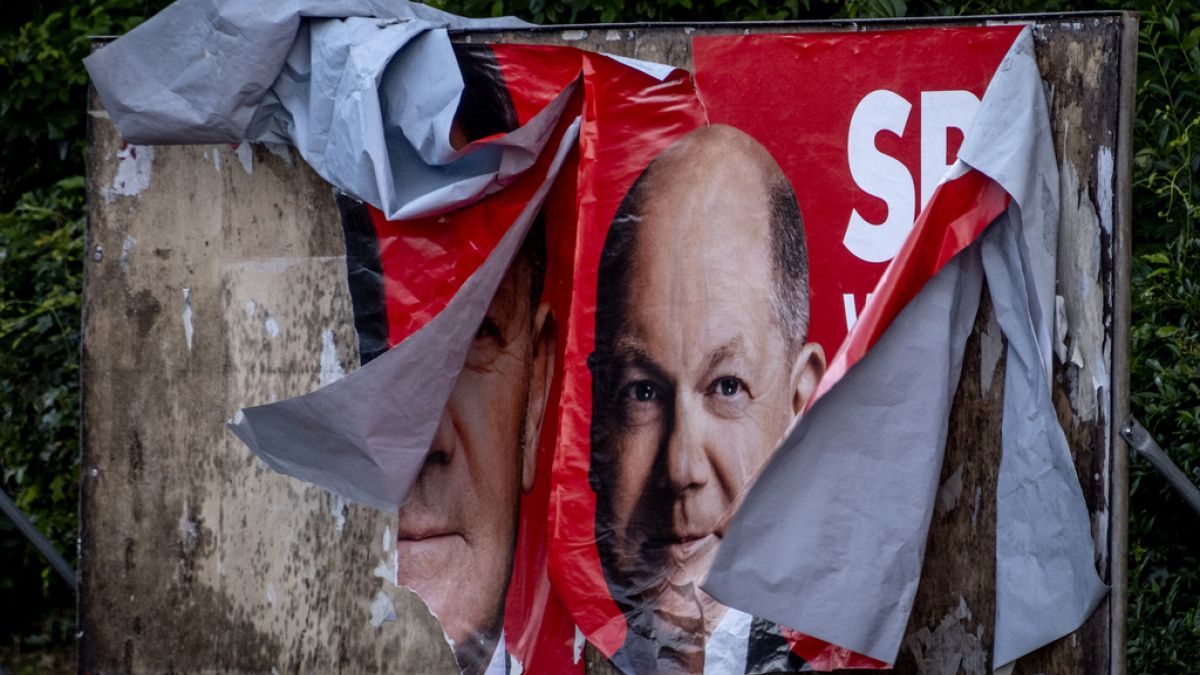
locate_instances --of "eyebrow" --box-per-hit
[611,338,672,385]
[705,336,748,374]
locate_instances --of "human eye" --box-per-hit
[618,379,665,426]
[465,316,503,369]
[625,381,659,402]
[706,375,750,417]
[475,316,501,341]
[714,377,743,397]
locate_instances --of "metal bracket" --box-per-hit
[1120,416,1200,518]
[0,487,77,591]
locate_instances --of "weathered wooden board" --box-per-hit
[81,123,459,672]
[81,12,1134,675]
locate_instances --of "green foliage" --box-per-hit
[0,1,168,207]
[0,176,85,562]
[1134,1,1200,247]
[1126,2,1200,671]
[428,0,841,24]
[1129,239,1200,672]
[0,177,84,655]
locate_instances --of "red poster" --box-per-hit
[334,26,1023,674]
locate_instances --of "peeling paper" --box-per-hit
[980,305,1004,397]
[263,142,295,166]
[369,591,396,627]
[1057,160,1107,421]
[372,554,397,583]
[971,486,982,530]
[1054,294,1069,364]
[228,119,581,512]
[84,0,545,221]
[602,53,679,81]
[1096,146,1113,235]
[573,626,586,665]
[904,597,986,675]
[235,142,254,175]
[330,493,347,533]
[936,464,965,515]
[101,144,155,202]
[120,236,136,272]
[181,288,194,351]
[178,501,199,554]
[318,329,344,386]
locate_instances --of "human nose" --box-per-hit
[400,408,457,510]
[420,409,457,473]
[665,394,712,494]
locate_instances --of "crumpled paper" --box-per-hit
[85,0,549,220]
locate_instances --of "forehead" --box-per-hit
[642,135,773,249]
[487,256,533,328]
[636,149,774,284]
[619,155,778,352]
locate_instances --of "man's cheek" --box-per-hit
[457,371,520,442]
[707,427,765,495]
[609,434,658,529]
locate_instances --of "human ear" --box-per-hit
[790,341,826,417]
[522,302,556,493]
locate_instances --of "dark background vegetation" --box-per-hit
[0,0,1195,673]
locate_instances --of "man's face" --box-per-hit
[394,261,535,663]
[596,148,813,639]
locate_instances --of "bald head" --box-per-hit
[595,124,810,362]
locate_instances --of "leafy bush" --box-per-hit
[0,178,84,662]
[0,177,85,563]
[1126,2,1200,672]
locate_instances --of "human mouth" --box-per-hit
[397,525,458,541]
[665,532,718,565]
[395,517,465,554]
[394,526,466,583]
[396,532,461,548]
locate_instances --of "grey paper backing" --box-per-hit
[228,118,581,513]
[84,0,544,220]
[705,26,1105,668]
[959,28,1107,668]
[981,210,1107,668]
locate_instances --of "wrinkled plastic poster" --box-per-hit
[316,26,1041,673]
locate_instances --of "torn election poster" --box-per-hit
[87,5,1107,673]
